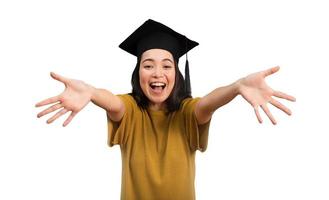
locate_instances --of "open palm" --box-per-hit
[238,66,296,124]
[36,72,93,126]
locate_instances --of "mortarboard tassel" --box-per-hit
[185,54,191,96]
[184,36,191,96]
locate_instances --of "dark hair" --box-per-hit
[130,58,191,112]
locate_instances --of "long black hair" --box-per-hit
[130,58,191,112]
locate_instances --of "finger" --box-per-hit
[260,104,277,125]
[263,66,280,77]
[50,72,69,84]
[63,112,77,127]
[35,95,60,107]
[254,106,263,124]
[269,98,292,115]
[37,103,63,118]
[47,108,68,124]
[273,91,296,102]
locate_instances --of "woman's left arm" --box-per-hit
[195,66,296,125]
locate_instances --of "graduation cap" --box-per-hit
[119,19,199,96]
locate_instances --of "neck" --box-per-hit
[148,102,166,111]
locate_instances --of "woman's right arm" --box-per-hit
[36,72,125,126]
[90,87,125,122]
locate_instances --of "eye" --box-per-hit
[164,65,173,69]
[143,65,152,69]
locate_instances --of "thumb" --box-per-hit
[50,72,69,84]
[263,66,280,77]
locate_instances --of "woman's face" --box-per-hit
[139,49,176,110]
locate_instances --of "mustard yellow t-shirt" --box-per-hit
[107,94,211,200]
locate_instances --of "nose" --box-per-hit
[152,66,164,77]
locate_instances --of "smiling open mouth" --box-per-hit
[149,82,166,93]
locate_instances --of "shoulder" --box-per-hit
[117,93,135,103]
[181,97,201,109]
[179,97,201,114]
[117,93,141,113]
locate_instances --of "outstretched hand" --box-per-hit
[35,72,93,127]
[238,66,296,125]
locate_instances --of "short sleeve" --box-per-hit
[107,94,136,147]
[181,98,211,152]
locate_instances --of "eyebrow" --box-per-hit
[142,58,173,63]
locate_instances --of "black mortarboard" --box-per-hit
[119,19,199,95]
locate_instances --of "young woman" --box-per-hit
[36,19,296,200]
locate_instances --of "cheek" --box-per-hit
[168,71,176,86]
[139,70,149,89]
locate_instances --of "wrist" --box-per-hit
[87,84,96,102]
[233,78,243,96]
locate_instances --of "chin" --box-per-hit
[145,91,171,107]
[148,95,169,104]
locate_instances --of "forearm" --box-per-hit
[89,86,125,121]
[198,80,239,115]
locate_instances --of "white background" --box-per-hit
[1,0,328,199]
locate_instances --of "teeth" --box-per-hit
[150,82,166,87]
